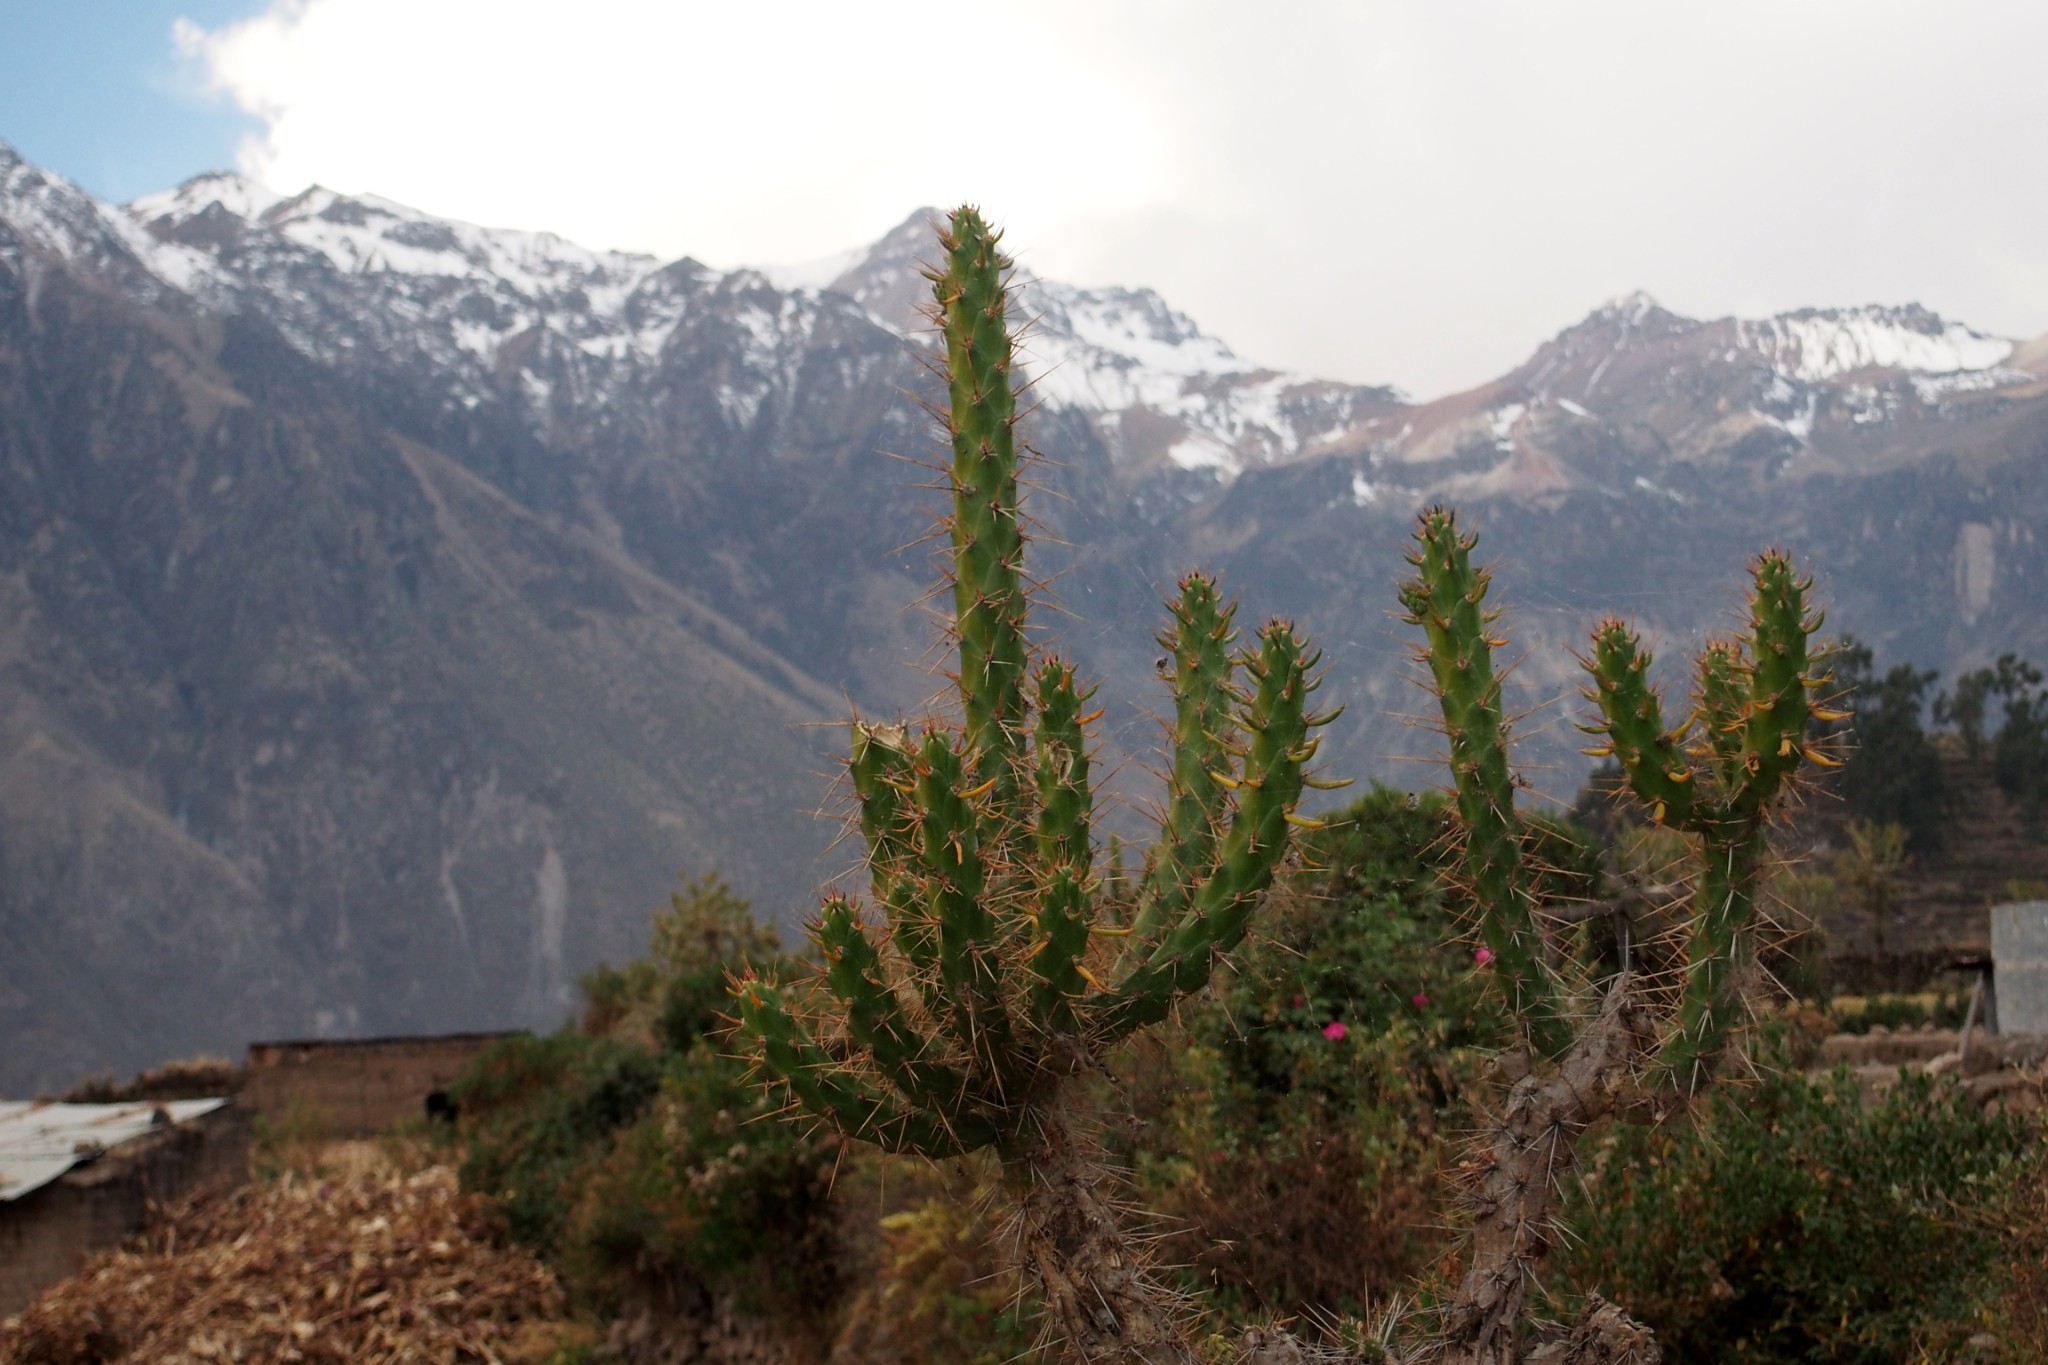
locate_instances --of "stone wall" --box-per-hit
[240,1033,521,1137]
[0,1103,249,1317]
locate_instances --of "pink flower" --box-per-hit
[1474,947,1495,967]
[1411,992,1431,1009]
[1322,1020,1348,1041]
[1292,993,1306,1009]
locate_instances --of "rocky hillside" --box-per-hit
[4,138,2046,1090]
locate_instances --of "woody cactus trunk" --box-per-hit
[731,207,1333,1365]
[1400,508,1832,1365]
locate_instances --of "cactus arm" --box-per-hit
[815,895,989,1140]
[1584,621,1697,829]
[1694,640,1751,796]
[850,722,949,1016]
[1090,623,1319,1039]
[933,207,1030,818]
[732,975,969,1157]
[1735,550,1817,814]
[1401,508,1571,1058]
[1030,871,1094,1033]
[1131,575,1238,941]
[911,729,1018,1078]
[1033,658,1094,873]
[1655,553,1822,1087]
[1030,659,1096,1032]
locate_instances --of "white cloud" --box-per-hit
[179,0,2048,397]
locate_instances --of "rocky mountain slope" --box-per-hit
[4,138,2045,1090]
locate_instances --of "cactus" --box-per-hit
[731,206,1332,1364]
[1401,507,1831,1365]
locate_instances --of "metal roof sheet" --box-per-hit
[0,1098,228,1202]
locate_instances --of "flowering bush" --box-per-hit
[1119,786,1600,1320]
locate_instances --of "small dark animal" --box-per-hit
[424,1090,459,1125]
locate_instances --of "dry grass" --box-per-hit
[0,1141,589,1365]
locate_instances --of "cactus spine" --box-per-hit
[732,207,1330,1364]
[1402,507,1828,1365]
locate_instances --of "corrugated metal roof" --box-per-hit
[0,1098,228,1202]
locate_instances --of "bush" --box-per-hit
[452,874,839,1318]
[454,1031,665,1252]
[1129,787,1552,1318]
[1558,1061,2036,1363]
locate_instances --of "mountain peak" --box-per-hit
[1597,289,1668,324]
[129,170,288,227]
[815,207,944,332]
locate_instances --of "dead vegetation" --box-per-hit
[0,1142,594,1365]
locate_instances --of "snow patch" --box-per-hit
[1489,402,1526,449]
[1166,433,1240,477]
[1739,308,2012,382]
[1911,367,2033,403]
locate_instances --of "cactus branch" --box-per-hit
[1131,575,1238,941]
[1402,507,1571,1058]
[936,206,1030,818]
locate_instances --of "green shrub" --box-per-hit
[558,1040,848,1314]
[452,873,825,1312]
[1129,788,1541,1317]
[455,1031,665,1252]
[1558,1061,2035,1363]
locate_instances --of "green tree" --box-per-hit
[1834,637,1946,853]
[1995,691,2048,824]
[1936,653,2041,761]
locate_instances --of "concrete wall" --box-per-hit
[1992,902,2048,1035]
[240,1032,521,1137]
[0,1102,249,1317]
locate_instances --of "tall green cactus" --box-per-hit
[1403,507,1830,1365]
[731,206,1332,1364]
[1581,547,1829,1091]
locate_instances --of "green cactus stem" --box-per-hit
[1401,507,1571,1059]
[1130,575,1237,941]
[729,205,1330,1365]
[935,206,1029,818]
[1582,549,1824,1090]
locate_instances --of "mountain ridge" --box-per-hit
[4,139,2046,1091]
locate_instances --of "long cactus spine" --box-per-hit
[731,207,1329,1365]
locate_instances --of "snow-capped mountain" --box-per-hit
[5,137,2047,1092]
[117,175,1404,486]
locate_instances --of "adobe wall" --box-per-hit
[240,1032,520,1137]
[0,1102,249,1317]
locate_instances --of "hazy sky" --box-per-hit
[7,1,2047,398]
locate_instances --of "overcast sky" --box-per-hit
[8,1,2048,398]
